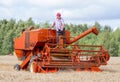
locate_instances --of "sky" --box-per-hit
[0,0,120,30]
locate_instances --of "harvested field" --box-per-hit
[0,55,120,82]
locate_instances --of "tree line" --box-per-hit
[0,18,120,56]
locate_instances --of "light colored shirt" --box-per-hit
[54,18,64,31]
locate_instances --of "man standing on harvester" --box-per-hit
[51,12,66,45]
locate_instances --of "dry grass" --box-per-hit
[0,55,120,82]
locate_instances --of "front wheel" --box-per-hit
[29,61,38,73]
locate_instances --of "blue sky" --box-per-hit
[0,0,120,30]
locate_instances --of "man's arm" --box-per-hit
[51,22,55,29]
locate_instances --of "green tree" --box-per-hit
[0,18,120,56]
[109,38,119,56]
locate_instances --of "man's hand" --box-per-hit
[50,27,54,30]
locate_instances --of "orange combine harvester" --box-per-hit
[14,26,110,73]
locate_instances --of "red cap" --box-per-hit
[56,12,61,17]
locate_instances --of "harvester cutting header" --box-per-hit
[14,26,110,73]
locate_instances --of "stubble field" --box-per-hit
[0,55,120,82]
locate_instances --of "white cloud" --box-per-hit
[27,0,58,6]
[0,0,13,6]
[0,0,20,7]
[0,0,120,28]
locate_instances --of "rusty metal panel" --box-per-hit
[25,32,30,48]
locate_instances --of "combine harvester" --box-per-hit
[14,26,110,73]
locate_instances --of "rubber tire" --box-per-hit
[29,62,35,73]
[14,64,21,71]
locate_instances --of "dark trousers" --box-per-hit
[56,28,66,44]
